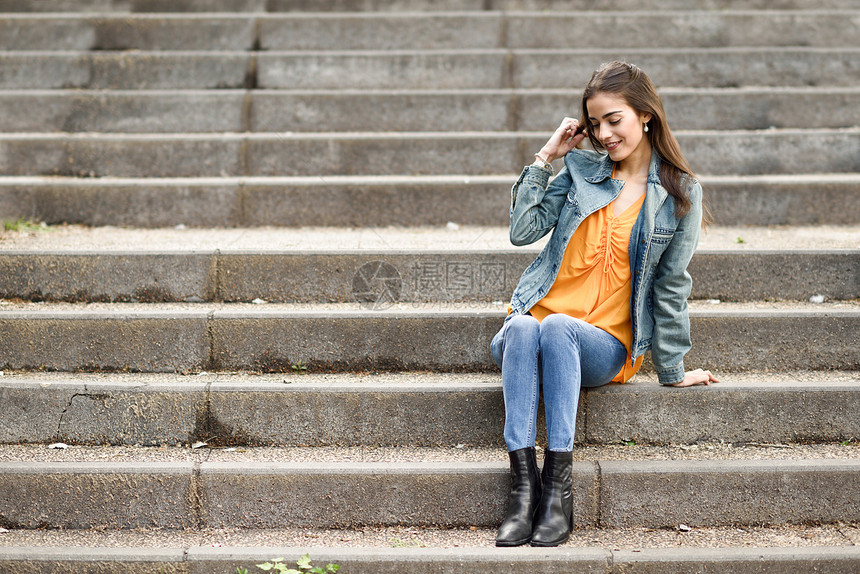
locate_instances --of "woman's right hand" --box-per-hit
[671,369,720,388]
[538,117,587,163]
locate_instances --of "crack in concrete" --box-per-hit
[205,309,217,371]
[190,462,204,530]
[201,380,214,447]
[594,460,604,529]
[56,384,88,440]
[835,522,859,545]
[192,385,215,529]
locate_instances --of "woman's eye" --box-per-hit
[609,119,621,125]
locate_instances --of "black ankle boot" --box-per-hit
[495,447,541,547]
[530,450,573,547]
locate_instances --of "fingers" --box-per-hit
[671,369,720,388]
[693,369,720,384]
[551,117,586,156]
[557,117,577,131]
[543,117,585,161]
[672,378,700,388]
[540,117,586,163]
[559,117,583,139]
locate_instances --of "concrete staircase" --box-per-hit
[0,0,858,572]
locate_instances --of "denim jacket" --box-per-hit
[507,149,703,385]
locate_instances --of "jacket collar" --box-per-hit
[575,148,664,186]
[582,152,615,184]
[647,149,664,186]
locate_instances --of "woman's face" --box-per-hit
[586,92,652,164]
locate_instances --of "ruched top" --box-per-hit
[529,191,646,383]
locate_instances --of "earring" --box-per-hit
[644,123,649,133]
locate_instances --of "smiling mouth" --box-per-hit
[605,141,621,150]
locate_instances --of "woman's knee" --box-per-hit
[539,313,582,343]
[506,313,540,340]
[491,314,539,366]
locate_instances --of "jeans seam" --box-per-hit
[527,346,539,447]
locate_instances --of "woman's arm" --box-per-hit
[650,180,704,385]
[509,118,587,246]
[509,165,568,246]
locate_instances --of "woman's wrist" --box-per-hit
[537,149,557,163]
[533,152,553,172]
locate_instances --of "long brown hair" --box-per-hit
[580,61,694,218]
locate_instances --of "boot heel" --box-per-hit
[529,450,573,547]
[495,447,541,547]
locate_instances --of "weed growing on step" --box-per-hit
[2,218,45,233]
[389,536,426,548]
[237,553,340,574]
[291,360,309,374]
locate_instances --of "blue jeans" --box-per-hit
[490,313,627,452]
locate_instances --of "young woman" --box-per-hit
[490,61,718,547]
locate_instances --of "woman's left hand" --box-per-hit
[671,369,720,387]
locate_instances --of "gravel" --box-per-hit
[0,442,857,464]
[0,299,857,313]
[1,224,857,251]
[1,369,857,385]
[0,523,857,550]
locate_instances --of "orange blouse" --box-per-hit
[529,192,646,383]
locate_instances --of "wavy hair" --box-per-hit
[580,61,695,218]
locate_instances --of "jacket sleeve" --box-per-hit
[651,181,703,385]
[509,164,573,246]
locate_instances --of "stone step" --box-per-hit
[1,129,858,177]
[2,87,859,133]
[0,15,256,51]
[0,52,253,90]
[0,371,856,447]
[2,174,857,227]
[0,90,247,133]
[3,0,858,11]
[280,0,860,9]
[0,226,857,303]
[259,11,860,51]
[2,48,858,90]
[3,11,858,51]
[2,545,860,574]
[2,523,859,555]
[3,545,860,574]
[1,525,859,554]
[0,301,857,373]
[0,444,858,529]
[0,0,269,12]
[257,48,860,90]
